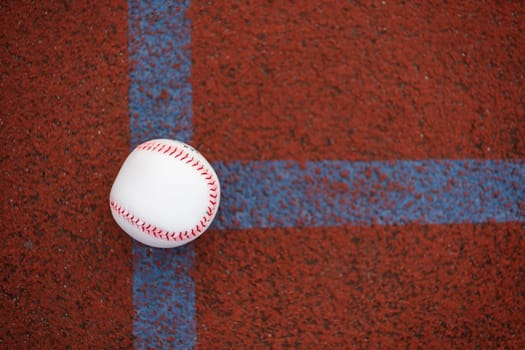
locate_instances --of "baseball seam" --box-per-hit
[109,140,219,242]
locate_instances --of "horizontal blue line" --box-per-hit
[213,159,524,229]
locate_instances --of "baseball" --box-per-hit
[109,139,220,248]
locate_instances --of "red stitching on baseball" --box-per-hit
[110,140,219,242]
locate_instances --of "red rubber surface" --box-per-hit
[1,2,133,347]
[196,223,524,348]
[1,1,524,348]
[191,1,524,161]
[189,1,525,349]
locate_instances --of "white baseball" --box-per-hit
[109,139,220,248]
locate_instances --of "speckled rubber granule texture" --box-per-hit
[212,159,524,229]
[2,0,524,348]
[189,1,525,349]
[190,1,524,161]
[195,223,525,349]
[1,2,133,347]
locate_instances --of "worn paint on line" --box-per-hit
[213,159,525,229]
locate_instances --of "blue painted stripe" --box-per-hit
[127,1,524,347]
[128,0,195,349]
[213,159,525,229]
[133,245,195,349]
[128,0,192,148]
